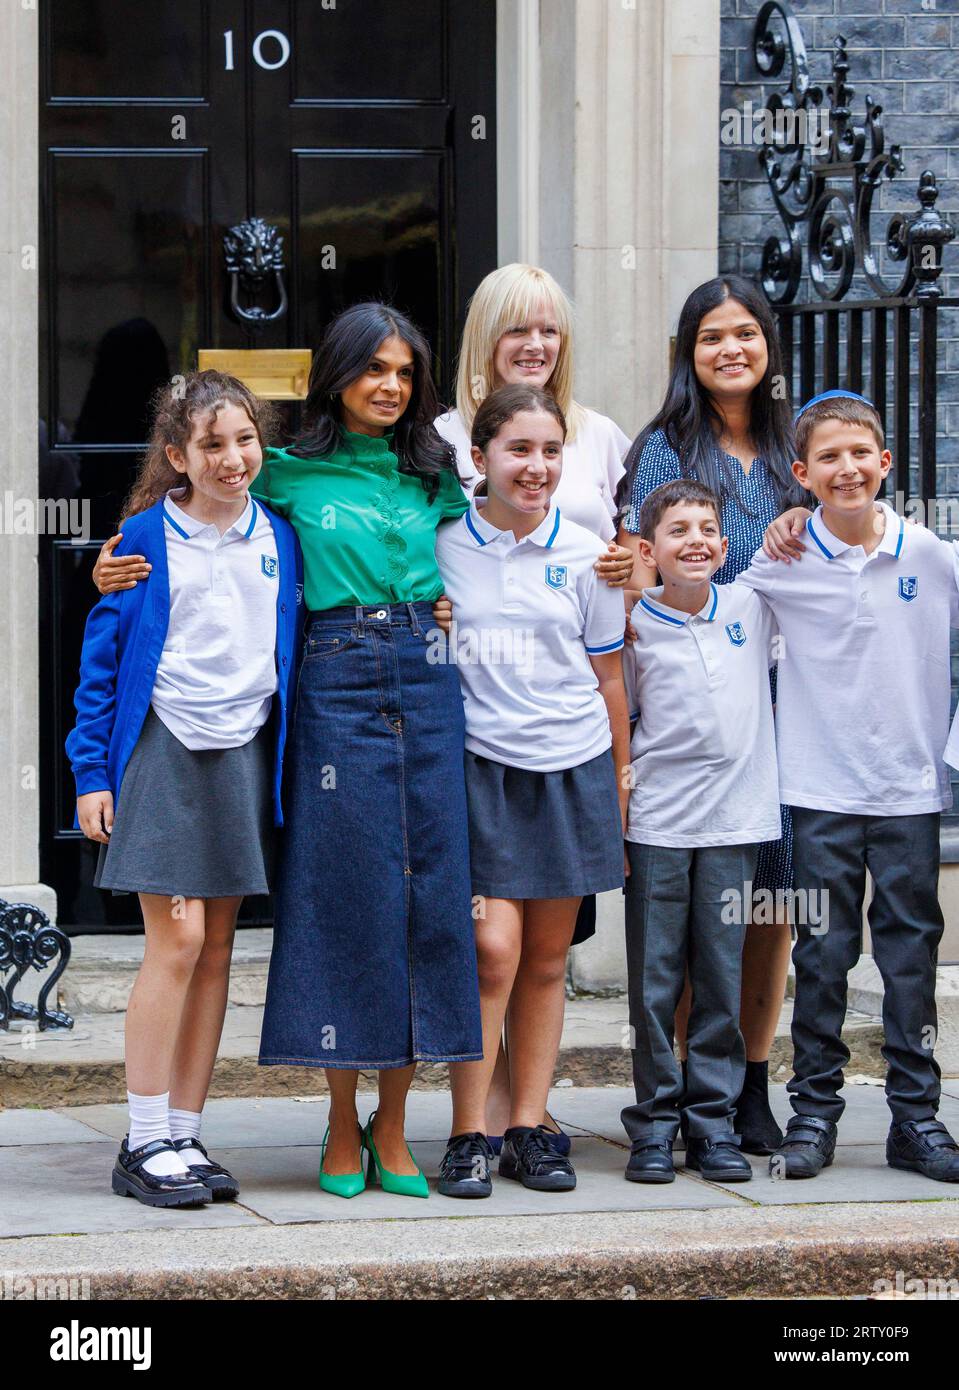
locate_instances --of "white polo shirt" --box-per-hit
[434,406,629,541]
[623,581,781,848]
[737,502,959,816]
[150,491,279,750]
[434,500,626,772]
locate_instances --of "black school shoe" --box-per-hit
[437,1132,494,1198]
[685,1134,753,1182]
[769,1114,837,1179]
[887,1119,959,1182]
[499,1125,577,1192]
[625,1137,676,1184]
[172,1136,240,1201]
[112,1137,212,1208]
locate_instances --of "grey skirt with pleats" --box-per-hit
[464,748,625,900]
[94,705,276,898]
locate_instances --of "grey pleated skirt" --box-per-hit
[94,706,276,898]
[464,748,625,900]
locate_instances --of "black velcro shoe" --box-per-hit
[112,1136,213,1208]
[172,1136,240,1201]
[685,1135,753,1182]
[499,1125,577,1192]
[437,1132,494,1198]
[769,1114,837,1179]
[625,1138,676,1184]
[887,1119,959,1183]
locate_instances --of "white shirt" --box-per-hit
[434,499,626,772]
[434,406,629,541]
[623,581,781,848]
[738,502,959,816]
[151,492,279,750]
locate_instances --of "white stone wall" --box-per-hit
[0,2,54,922]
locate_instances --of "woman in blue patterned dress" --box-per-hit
[616,275,811,1153]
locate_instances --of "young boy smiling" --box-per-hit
[739,390,959,1183]
[620,479,781,1184]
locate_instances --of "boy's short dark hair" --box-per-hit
[638,479,722,542]
[795,395,884,461]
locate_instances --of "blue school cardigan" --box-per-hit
[65,498,304,829]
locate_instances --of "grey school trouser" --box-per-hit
[789,806,944,1125]
[620,840,756,1143]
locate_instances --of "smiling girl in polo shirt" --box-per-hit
[435,384,631,1198]
[68,371,302,1210]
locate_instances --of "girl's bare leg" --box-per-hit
[503,897,580,1130]
[125,894,206,1095]
[449,898,524,1135]
[169,896,242,1111]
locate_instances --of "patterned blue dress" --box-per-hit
[624,428,793,892]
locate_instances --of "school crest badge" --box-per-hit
[898,575,918,602]
[545,564,567,589]
[725,621,747,647]
[261,553,279,579]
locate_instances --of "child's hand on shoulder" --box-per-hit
[77,791,114,844]
[93,533,152,594]
[595,542,634,588]
[763,507,813,563]
[432,594,453,635]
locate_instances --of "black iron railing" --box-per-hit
[751,1,957,512]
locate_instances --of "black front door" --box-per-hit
[39,0,498,930]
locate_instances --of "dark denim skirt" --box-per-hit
[258,602,483,1070]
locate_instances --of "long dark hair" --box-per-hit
[471,383,567,453]
[289,302,457,500]
[615,275,803,515]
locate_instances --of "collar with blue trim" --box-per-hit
[463,498,562,549]
[162,491,258,541]
[805,501,904,561]
[638,583,719,627]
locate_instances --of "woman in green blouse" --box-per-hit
[251,304,483,1197]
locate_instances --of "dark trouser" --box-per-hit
[789,807,943,1125]
[620,840,755,1142]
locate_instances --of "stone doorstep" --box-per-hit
[0,1019,886,1109]
[1,1204,958,1300]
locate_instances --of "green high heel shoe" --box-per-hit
[362,1112,429,1198]
[319,1122,366,1199]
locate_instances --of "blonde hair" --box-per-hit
[454,264,586,442]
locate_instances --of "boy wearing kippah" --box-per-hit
[739,390,959,1183]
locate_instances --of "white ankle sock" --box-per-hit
[169,1107,207,1166]
[127,1090,190,1178]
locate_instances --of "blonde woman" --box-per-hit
[436,264,634,1154]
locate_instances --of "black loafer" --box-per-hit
[769,1114,837,1179]
[112,1136,212,1208]
[437,1132,494,1198]
[625,1138,676,1184]
[499,1125,576,1192]
[887,1119,959,1182]
[172,1136,240,1201]
[685,1135,753,1182]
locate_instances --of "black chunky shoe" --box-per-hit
[625,1138,676,1184]
[887,1119,959,1183]
[685,1135,753,1182]
[499,1125,577,1192]
[172,1136,240,1201]
[437,1132,494,1198]
[112,1137,212,1208]
[769,1114,837,1179]
[734,1059,785,1155]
